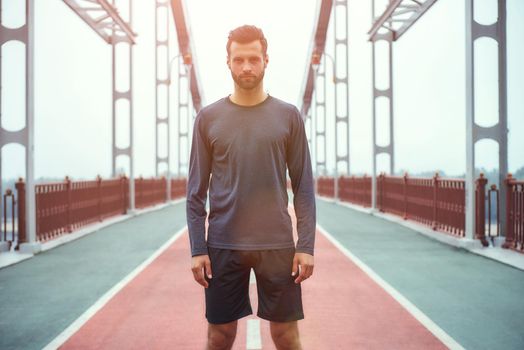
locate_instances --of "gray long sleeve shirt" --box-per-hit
[186,95,316,257]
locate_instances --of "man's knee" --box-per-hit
[270,321,302,350]
[207,321,238,350]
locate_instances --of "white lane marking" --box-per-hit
[42,226,188,350]
[317,223,465,350]
[246,319,262,349]
[249,268,256,284]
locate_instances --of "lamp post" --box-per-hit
[167,53,193,85]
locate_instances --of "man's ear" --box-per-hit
[264,54,269,68]
[226,56,230,69]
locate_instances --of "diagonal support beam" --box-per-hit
[299,0,333,116]
[368,0,438,41]
[170,0,204,112]
[63,0,137,44]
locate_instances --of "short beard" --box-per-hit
[231,69,265,90]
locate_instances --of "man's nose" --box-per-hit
[242,63,252,73]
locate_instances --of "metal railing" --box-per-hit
[317,176,335,198]
[338,175,372,207]
[7,175,187,245]
[503,174,524,252]
[376,173,465,235]
[316,173,504,246]
[32,176,128,242]
[135,176,166,209]
[171,178,187,199]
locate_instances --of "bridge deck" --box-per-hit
[0,199,523,349]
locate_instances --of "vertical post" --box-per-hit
[502,174,514,249]
[465,0,508,240]
[496,0,508,236]
[403,173,408,220]
[370,0,395,210]
[388,19,395,176]
[475,174,488,246]
[135,176,140,209]
[376,173,382,212]
[333,0,350,199]
[316,59,327,178]
[370,0,377,211]
[163,176,167,203]
[122,175,128,214]
[15,179,27,245]
[136,175,145,208]
[97,175,102,221]
[2,192,5,242]
[111,1,117,177]
[178,61,190,176]
[23,0,38,252]
[65,176,72,233]
[155,0,171,201]
[0,0,39,252]
[128,0,135,212]
[432,173,439,229]
[111,0,135,212]
[464,0,476,240]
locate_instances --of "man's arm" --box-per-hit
[286,107,316,256]
[186,110,211,257]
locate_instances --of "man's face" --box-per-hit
[227,40,268,90]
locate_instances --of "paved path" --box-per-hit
[316,198,524,350]
[0,202,187,350]
[57,207,446,349]
[1,198,523,349]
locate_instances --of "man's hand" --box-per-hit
[292,252,314,284]
[191,254,212,288]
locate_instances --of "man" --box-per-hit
[186,24,316,350]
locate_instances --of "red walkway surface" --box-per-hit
[59,214,446,349]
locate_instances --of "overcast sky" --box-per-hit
[1,0,523,184]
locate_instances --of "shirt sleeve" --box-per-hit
[286,107,316,256]
[186,110,211,257]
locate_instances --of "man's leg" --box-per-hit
[269,320,302,350]
[207,320,238,350]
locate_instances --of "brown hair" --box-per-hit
[226,25,268,57]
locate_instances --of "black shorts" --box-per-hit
[204,246,304,324]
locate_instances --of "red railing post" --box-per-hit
[502,173,515,249]
[163,176,167,203]
[15,178,27,245]
[403,172,408,220]
[65,176,72,233]
[432,172,439,230]
[377,173,384,212]
[365,174,371,207]
[97,175,102,222]
[121,175,128,214]
[375,174,379,210]
[138,176,144,209]
[350,175,354,203]
[475,174,488,246]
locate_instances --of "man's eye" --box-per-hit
[249,58,260,63]
[233,58,243,63]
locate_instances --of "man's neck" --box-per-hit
[229,84,268,106]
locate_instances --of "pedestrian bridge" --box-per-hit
[1,0,524,349]
[1,197,523,350]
